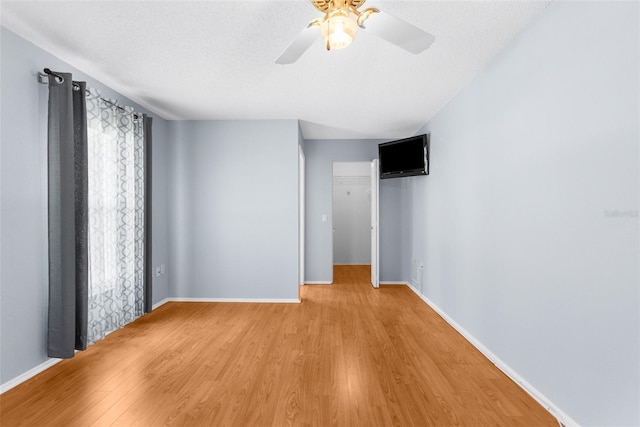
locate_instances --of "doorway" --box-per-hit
[332,162,372,282]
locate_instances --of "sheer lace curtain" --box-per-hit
[86,89,145,344]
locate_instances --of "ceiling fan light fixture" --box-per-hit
[275,0,436,65]
[320,11,357,50]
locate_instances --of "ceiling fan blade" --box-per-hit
[276,24,319,65]
[360,10,435,54]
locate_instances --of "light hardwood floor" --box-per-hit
[1,265,557,426]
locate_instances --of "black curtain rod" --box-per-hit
[42,68,141,120]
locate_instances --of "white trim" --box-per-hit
[404,284,579,427]
[152,298,169,310]
[0,357,63,394]
[303,281,332,285]
[380,281,408,285]
[167,297,300,304]
[299,145,305,287]
[370,159,380,289]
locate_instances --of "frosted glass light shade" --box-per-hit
[320,13,357,50]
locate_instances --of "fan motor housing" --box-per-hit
[312,0,367,13]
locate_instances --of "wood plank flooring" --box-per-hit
[0,265,557,426]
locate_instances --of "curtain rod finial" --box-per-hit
[42,68,64,83]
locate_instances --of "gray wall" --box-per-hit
[0,27,170,385]
[304,139,408,283]
[406,2,639,425]
[379,176,410,283]
[167,120,299,300]
[151,118,170,304]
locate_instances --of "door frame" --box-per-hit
[299,146,305,287]
[328,160,380,287]
[371,159,380,288]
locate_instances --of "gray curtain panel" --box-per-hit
[72,81,89,351]
[47,72,88,358]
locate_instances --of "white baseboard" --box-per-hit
[167,297,300,304]
[405,284,578,427]
[0,357,63,394]
[152,298,170,310]
[303,281,332,285]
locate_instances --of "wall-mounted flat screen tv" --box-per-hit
[379,134,430,179]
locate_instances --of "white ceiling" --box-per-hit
[1,0,551,140]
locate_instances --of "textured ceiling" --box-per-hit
[1,0,551,140]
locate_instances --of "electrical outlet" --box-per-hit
[155,267,161,277]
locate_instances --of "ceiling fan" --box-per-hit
[276,0,435,65]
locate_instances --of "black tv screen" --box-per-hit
[379,134,429,179]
